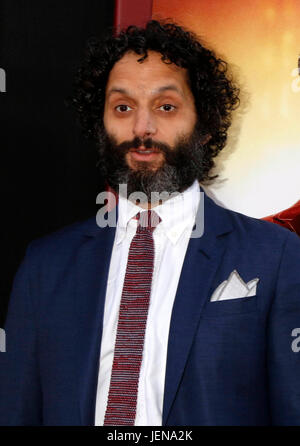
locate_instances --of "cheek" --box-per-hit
[103,110,110,133]
[105,109,133,132]
[104,115,123,141]
[157,117,194,144]
[103,106,116,126]
[183,109,197,131]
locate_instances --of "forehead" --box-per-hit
[106,50,190,94]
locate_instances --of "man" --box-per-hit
[0,20,300,426]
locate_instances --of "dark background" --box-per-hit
[0,1,114,325]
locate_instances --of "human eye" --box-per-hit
[115,104,133,112]
[158,104,176,112]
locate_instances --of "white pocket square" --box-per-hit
[210,270,259,302]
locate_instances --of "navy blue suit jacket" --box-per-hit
[1,193,300,425]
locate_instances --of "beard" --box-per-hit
[96,122,209,203]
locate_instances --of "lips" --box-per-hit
[129,146,160,153]
[129,146,161,161]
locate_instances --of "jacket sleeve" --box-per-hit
[0,244,42,425]
[268,231,300,425]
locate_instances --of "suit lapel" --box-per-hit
[162,193,233,425]
[74,217,116,425]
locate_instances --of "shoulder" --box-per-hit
[204,192,299,249]
[25,216,102,263]
[227,207,291,241]
[204,196,300,298]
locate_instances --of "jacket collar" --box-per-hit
[80,187,233,243]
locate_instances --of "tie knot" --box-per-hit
[137,210,161,232]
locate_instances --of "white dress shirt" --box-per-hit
[95,180,201,426]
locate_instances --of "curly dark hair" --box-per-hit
[70,20,240,181]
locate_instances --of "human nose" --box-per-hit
[132,109,157,139]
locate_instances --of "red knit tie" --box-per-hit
[103,209,161,426]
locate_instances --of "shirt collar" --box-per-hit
[115,180,201,245]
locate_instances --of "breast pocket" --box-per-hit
[202,295,258,317]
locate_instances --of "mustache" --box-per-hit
[115,137,172,154]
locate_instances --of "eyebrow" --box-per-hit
[107,84,184,99]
